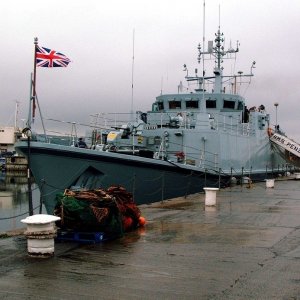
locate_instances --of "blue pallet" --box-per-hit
[56,230,116,244]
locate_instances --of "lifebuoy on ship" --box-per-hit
[175,151,185,162]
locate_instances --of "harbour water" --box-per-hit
[0,173,43,233]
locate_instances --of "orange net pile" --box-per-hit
[54,185,144,233]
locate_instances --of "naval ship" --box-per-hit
[15,28,287,214]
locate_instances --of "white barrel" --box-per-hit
[203,187,219,206]
[265,179,275,188]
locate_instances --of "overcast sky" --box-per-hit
[1,0,300,140]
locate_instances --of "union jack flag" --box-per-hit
[35,45,71,67]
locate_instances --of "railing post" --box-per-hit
[241,167,244,187]
[161,172,165,203]
[132,173,136,202]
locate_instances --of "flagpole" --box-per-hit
[32,37,38,124]
[27,73,33,128]
[26,37,38,216]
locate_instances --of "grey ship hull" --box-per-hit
[15,141,229,214]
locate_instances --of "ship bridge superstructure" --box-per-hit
[148,28,256,129]
[98,28,271,171]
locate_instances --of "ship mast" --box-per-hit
[193,27,240,94]
[184,11,256,97]
[213,27,225,93]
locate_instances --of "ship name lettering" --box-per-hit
[286,142,300,153]
[273,135,285,144]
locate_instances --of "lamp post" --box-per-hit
[274,102,279,132]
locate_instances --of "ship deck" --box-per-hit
[1,178,300,299]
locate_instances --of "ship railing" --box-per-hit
[198,152,219,171]
[44,111,247,135]
[240,123,250,136]
[183,112,239,132]
[37,114,134,146]
[40,111,251,146]
[210,114,250,136]
[182,111,251,136]
[35,118,93,145]
[222,122,250,136]
[226,165,293,184]
[90,111,209,131]
[89,112,137,129]
[164,141,220,172]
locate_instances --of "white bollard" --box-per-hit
[242,177,251,184]
[230,177,237,185]
[294,173,300,180]
[265,179,275,188]
[203,187,219,206]
[21,214,61,257]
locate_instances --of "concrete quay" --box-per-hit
[0,179,300,299]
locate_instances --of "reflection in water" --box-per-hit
[205,206,217,212]
[0,173,43,232]
[0,191,13,209]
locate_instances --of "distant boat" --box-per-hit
[15,28,290,214]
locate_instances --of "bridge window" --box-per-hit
[153,102,164,111]
[169,100,181,109]
[223,100,235,109]
[186,100,199,109]
[158,102,164,110]
[206,100,216,108]
[237,101,243,110]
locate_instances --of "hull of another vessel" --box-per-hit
[270,142,300,168]
[15,141,228,214]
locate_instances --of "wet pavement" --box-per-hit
[1,179,300,299]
